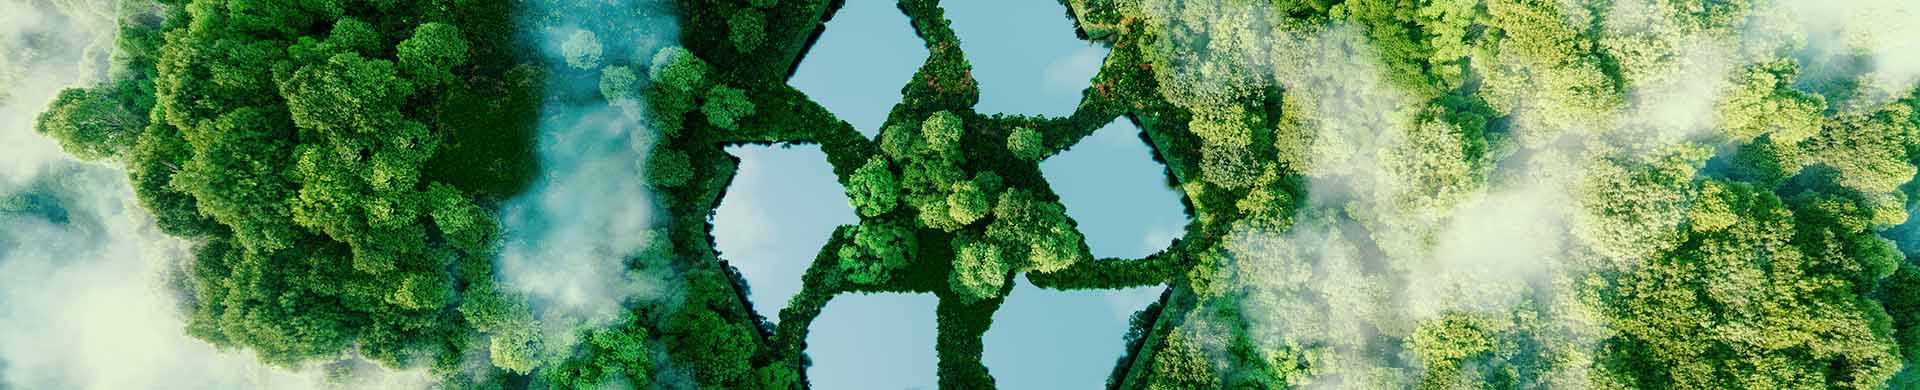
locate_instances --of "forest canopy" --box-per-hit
[11,0,1920,388]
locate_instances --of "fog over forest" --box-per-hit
[4,0,1920,389]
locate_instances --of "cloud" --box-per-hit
[496,104,665,324]
[0,62,424,390]
[1044,46,1107,96]
[490,0,683,363]
[1768,0,1920,108]
[1140,225,1180,257]
[710,145,860,321]
[0,1,431,388]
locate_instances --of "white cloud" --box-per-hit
[1044,46,1108,97]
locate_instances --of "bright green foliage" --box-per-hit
[1146,331,1220,389]
[1574,145,1711,265]
[44,0,1920,389]
[1006,126,1043,160]
[562,30,604,70]
[1717,62,1823,143]
[701,85,755,130]
[35,84,146,161]
[1379,115,1481,217]
[599,66,639,103]
[1602,180,1903,389]
[31,0,546,378]
[488,313,543,373]
[1415,0,1481,88]
[847,156,900,217]
[649,46,707,91]
[728,11,766,52]
[921,111,964,151]
[985,189,1087,273]
[1475,0,1624,143]
[1409,314,1501,389]
[543,318,655,389]
[396,23,470,87]
[950,238,1009,302]
[837,221,918,285]
[882,112,974,232]
[1806,105,1920,227]
[946,179,991,226]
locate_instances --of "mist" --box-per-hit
[1774,0,1920,109]
[1143,0,1917,384]
[0,1,429,388]
[493,0,681,352]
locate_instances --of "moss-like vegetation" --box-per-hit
[29,0,1920,388]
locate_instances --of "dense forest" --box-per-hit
[7,0,1920,388]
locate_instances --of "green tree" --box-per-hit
[544,318,655,389]
[562,29,604,70]
[600,66,639,103]
[36,84,146,161]
[1006,126,1044,160]
[946,179,991,226]
[986,189,1087,273]
[847,156,900,217]
[649,46,707,91]
[921,111,964,153]
[950,238,1008,301]
[701,85,755,130]
[647,149,693,188]
[396,23,469,86]
[837,221,918,285]
[728,11,766,52]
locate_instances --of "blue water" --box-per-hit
[712,145,857,322]
[787,0,926,137]
[805,293,940,390]
[985,279,1163,389]
[1038,121,1187,260]
[754,0,1188,388]
[943,0,1107,117]
[987,120,1182,389]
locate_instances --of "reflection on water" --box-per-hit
[748,0,1187,387]
[713,145,855,322]
[787,0,926,137]
[806,294,940,389]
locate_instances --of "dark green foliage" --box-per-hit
[33,0,543,378]
[1007,126,1044,161]
[728,10,766,52]
[663,285,760,385]
[41,0,1920,389]
[1882,263,1920,386]
[647,149,694,188]
[836,221,918,285]
[543,318,655,389]
[397,23,470,87]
